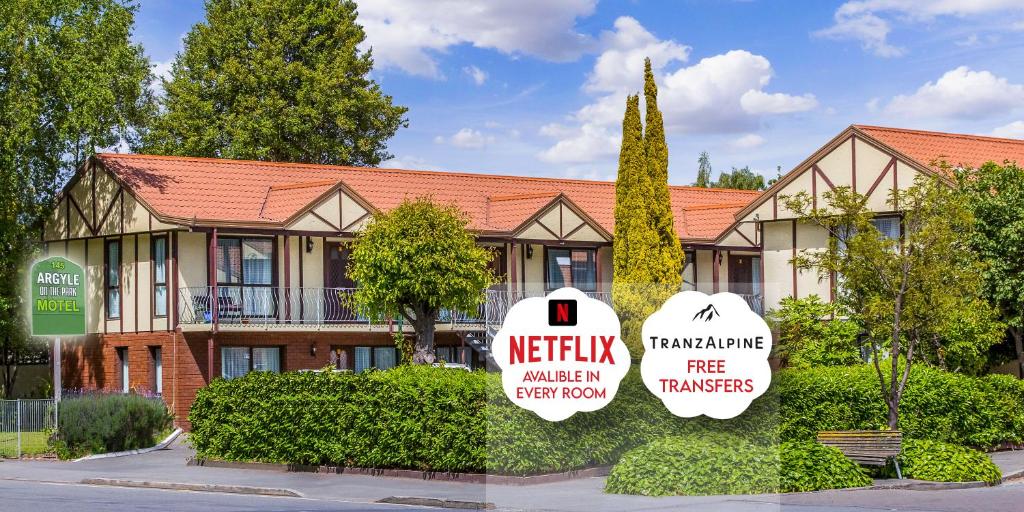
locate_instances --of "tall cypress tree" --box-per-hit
[613,94,658,357]
[642,58,684,290]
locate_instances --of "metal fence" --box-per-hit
[0,399,57,458]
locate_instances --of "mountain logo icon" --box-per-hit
[692,304,720,322]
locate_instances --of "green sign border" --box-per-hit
[30,256,86,336]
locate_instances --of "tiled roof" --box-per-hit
[679,202,752,240]
[95,153,760,240]
[855,125,1024,173]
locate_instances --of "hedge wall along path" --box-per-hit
[189,367,486,472]
[190,364,1024,475]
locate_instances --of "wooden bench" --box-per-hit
[817,430,903,479]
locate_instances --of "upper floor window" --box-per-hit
[105,239,121,319]
[216,238,273,286]
[871,216,901,240]
[153,236,168,317]
[545,248,596,292]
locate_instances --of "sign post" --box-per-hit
[29,256,86,407]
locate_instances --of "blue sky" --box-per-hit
[134,0,1024,185]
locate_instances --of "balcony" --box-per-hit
[176,286,758,332]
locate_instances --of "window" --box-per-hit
[216,237,275,318]
[221,346,281,380]
[871,216,901,240]
[105,240,121,319]
[545,248,597,292]
[354,346,398,372]
[682,250,696,291]
[116,347,129,393]
[150,347,162,395]
[153,236,168,317]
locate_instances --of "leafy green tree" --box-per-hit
[641,58,683,292]
[142,0,407,166]
[956,162,1024,378]
[348,198,494,363]
[694,151,712,188]
[785,176,998,429]
[714,166,766,190]
[766,295,860,369]
[0,0,152,397]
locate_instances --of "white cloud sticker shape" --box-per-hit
[492,287,630,422]
[640,291,772,419]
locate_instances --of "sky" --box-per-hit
[134,0,1024,185]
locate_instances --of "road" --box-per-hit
[1,478,1023,512]
[0,479,432,512]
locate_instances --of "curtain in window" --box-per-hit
[571,250,596,291]
[752,257,762,296]
[374,347,397,370]
[435,347,453,363]
[252,347,280,373]
[547,249,570,289]
[107,242,120,318]
[154,238,167,316]
[221,347,249,379]
[871,217,900,240]
[354,347,371,372]
[217,239,241,284]
[242,239,273,285]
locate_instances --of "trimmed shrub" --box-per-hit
[53,393,172,458]
[767,296,861,369]
[779,441,871,492]
[899,439,1002,484]
[605,435,780,496]
[189,366,486,472]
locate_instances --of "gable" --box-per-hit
[285,186,372,233]
[735,130,928,227]
[513,197,609,243]
[44,160,178,242]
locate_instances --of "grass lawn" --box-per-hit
[0,431,50,457]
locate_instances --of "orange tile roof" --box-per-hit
[855,125,1024,173]
[95,153,760,240]
[679,202,751,240]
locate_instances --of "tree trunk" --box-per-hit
[1012,326,1024,379]
[410,306,437,365]
[887,398,899,430]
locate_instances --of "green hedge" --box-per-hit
[189,364,1024,475]
[53,394,172,458]
[605,437,873,496]
[605,435,780,496]
[899,439,1002,485]
[779,441,872,492]
[189,366,485,471]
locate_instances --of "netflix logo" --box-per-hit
[548,299,577,326]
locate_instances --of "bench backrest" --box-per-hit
[816,430,902,466]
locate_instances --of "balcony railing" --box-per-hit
[483,290,612,331]
[177,286,485,328]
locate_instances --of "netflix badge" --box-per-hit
[492,287,630,421]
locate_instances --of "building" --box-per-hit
[40,125,1024,426]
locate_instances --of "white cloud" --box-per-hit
[740,90,818,114]
[463,65,488,85]
[381,155,443,170]
[882,66,1024,120]
[538,18,816,164]
[731,134,766,149]
[358,0,597,78]
[150,59,174,94]
[992,121,1024,139]
[437,128,496,149]
[815,1,1024,57]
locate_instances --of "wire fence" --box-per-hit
[0,399,56,458]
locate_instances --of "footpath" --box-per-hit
[0,439,1022,512]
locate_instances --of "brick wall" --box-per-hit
[61,329,466,430]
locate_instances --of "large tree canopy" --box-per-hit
[348,198,494,363]
[142,0,407,166]
[0,0,152,397]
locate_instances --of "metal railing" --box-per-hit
[178,286,486,327]
[0,399,56,458]
[738,293,765,316]
[484,289,612,331]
